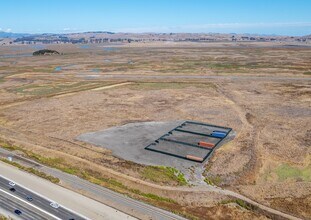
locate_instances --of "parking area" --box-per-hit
[145,121,232,163]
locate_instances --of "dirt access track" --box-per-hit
[0,42,310,219]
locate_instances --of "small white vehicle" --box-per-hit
[50,202,60,209]
[9,181,16,187]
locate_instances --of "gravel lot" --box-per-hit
[77,120,235,184]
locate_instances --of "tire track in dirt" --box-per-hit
[0,82,132,110]
[214,83,262,184]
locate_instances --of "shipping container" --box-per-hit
[213,130,227,135]
[198,141,214,148]
[186,155,204,162]
[211,132,226,138]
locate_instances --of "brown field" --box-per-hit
[0,42,310,219]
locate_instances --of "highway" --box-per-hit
[0,175,85,220]
[0,164,138,220]
[44,168,186,220]
[0,189,51,220]
[0,148,186,220]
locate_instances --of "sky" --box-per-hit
[0,0,311,36]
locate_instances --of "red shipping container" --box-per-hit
[186,155,204,162]
[198,141,214,148]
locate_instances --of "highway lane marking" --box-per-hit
[0,199,25,220]
[0,195,47,220]
[0,175,89,220]
[0,188,61,220]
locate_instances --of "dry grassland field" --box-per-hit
[0,42,310,219]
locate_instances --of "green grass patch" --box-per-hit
[142,166,187,186]
[0,215,13,220]
[208,63,241,69]
[204,175,222,186]
[31,67,54,73]
[79,169,176,203]
[129,82,215,90]
[275,164,311,181]
[0,141,20,151]
[303,71,311,75]
[0,158,60,183]
[8,81,115,97]
[219,199,254,210]
[0,75,5,83]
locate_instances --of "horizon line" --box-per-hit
[0,30,310,37]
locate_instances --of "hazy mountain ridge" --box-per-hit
[0,31,310,45]
[0,31,31,38]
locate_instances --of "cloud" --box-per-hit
[115,22,311,33]
[180,22,311,29]
[0,27,13,33]
[62,27,79,32]
[116,26,172,33]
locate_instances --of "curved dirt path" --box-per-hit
[0,138,301,220]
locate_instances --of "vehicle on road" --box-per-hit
[9,181,16,187]
[26,195,33,201]
[14,209,22,215]
[9,187,16,192]
[50,202,60,208]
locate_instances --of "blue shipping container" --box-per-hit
[213,130,227,135]
[211,132,226,138]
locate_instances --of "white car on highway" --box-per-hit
[50,202,60,209]
[9,181,16,187]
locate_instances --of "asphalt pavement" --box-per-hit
[44,167,187,220]
[0,176,85,220]
[0,148,186,220]
[0,190,52,220]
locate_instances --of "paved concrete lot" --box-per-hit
[77,121,185,166]
[181,123,229,135]
[147,139,210,158]
[77,121,205,169]
[166,131,219,146]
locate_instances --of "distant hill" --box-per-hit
[0,31,31,38]
[0,31,310,45]
[83,31,115,34]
